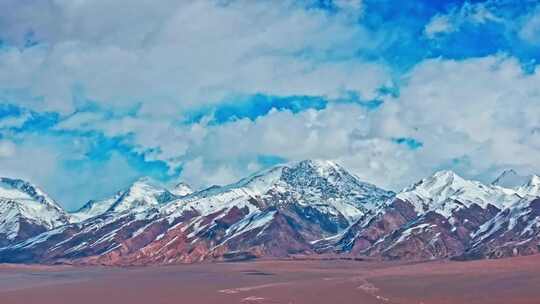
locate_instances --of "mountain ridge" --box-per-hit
[0,177,70,246]
[1,162,539,265]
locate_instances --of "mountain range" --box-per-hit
[0,160,539,265]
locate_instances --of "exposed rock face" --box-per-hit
[328,171,538,261]
[1,162,540,265]
[458,198,540,260]
[329,199,417,255]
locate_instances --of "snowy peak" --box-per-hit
[401,170,468,198]
[281,159,393,199]
[281,159,358,186]
[492,169,531,188]
[71,177,178,222]
[289,159,344,177]
[526,175,540,187]
[516,174,540,197]
[131,177,158,189]
[0,177,69,243]
[398,170,519,216]
[233,159,393,201]
[0,177,63,211]
[284,159,358,181]
[281,159,350,184]
[430,169,466,183]
[3,162,540,264]
[167,159,394,224]
[170,182,193,197]
[107,177,176,214]
[432,169,461,179]
[70,192,123,222]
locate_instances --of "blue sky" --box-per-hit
[1,0,540,210]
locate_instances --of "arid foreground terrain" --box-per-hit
[1,255,540,304]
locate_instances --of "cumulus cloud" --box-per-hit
[176,103,417,189]
[1,0,540,207]
[0,0,387,115]
[0,132,141,210]
[53,54,540,191]
[54,101,418,190]
[375,55,540,182]
[177,55,540,190]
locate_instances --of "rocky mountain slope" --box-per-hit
[330,171,540,261]
[0,160,394,264]
[462,196,540,259]
[0,162,539,265]
[70,178,178,222]
[491,169,532,188]
[0,178,70,247]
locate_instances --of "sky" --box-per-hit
[1,0,540,210]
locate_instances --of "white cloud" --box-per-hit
[519,8,540,45]
[424,2,503,39]
[0,0,387,115]
[180,54,540,190]
[56,112,209,170]
[333,0,363,19]
[0,140,16,157]
[55,102,417,190]
[0,114,29,129]
[52,54,540,192]
[165,103,419,190]
[374,55,540,181]
[1,0,540,207]
[0,133,141,210]
[424,15,454,38]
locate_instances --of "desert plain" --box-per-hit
[1,255,540,304]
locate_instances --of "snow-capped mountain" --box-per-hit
[0,160,394,264]
[397,170,520,217]
[69,192,123,223]
[0,177,70,246]
[463,196,540,259]
[457,174,540,259]
[516,175,540,197]
[164,159,394,225]
[492,169,532,188]
[332,170,539,260]
[151,160,395,259]
[108,177,176,213]
[1,163,540,265]
[70,178,177,222]
[170,182,193,197]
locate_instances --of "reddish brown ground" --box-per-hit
[1,255,540,304]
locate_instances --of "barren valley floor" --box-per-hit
[1,255,540,304]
